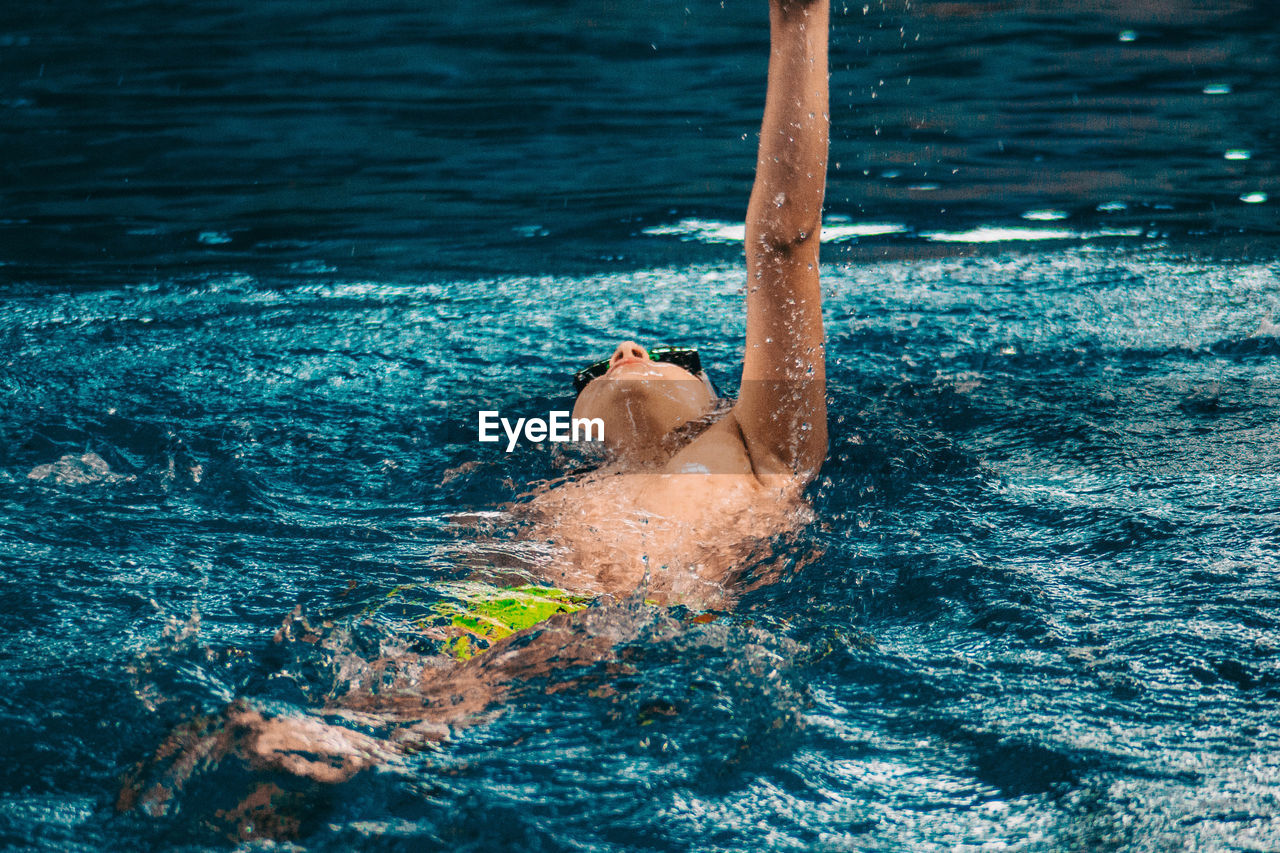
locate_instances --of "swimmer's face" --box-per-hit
[572,341,713,455]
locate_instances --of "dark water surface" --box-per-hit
[3,1,1280,851]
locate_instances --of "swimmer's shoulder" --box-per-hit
[661,411,803,497]
[660,414,755,479]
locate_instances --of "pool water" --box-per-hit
[2,1,1279,851]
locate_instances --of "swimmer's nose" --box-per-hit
[610,341,649,366]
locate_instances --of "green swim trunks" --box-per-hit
[378,581,594,661]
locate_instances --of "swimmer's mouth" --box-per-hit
[606,356,649,376]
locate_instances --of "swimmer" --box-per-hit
[526,0,830,607]
[120,0,830,837]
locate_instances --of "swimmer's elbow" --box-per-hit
[746,214,822,256]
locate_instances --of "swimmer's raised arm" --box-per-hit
[734,0,829,486]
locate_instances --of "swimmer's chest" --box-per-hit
[525,426,777,598]
[546,467,762,526]
[535,417,764,530]
[528,473,765,601]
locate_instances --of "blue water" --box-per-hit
[2,1,1280,850]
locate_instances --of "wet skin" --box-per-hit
[533,341,812,608]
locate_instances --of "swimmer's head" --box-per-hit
[572,341,715,458]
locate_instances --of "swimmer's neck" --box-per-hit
[597,407,725,470]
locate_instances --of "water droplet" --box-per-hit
[1240,192,1268,204]
[1097,201,1128,213]
[1118,30,1138,42]
[1022,209,1069,222]
[1224,149,1252,161]
[198,231,231,245]
[1202,83,1232,95]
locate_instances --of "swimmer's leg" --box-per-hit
[119,603,668,840]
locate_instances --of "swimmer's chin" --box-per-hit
[572,383,718,465]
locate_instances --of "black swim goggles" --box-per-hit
[572,346,703,394]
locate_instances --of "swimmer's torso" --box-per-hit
[522,415,809,608]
